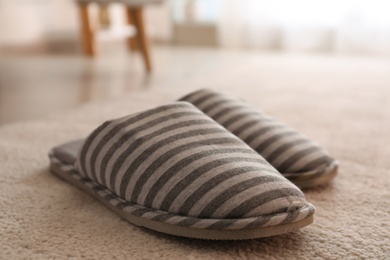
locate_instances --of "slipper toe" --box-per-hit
[179,89,339,188]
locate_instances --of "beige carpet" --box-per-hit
[1,54,390,259]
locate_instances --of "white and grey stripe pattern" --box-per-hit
[73,102,313,227]
[50,155,315,230]
[179,89,338,184]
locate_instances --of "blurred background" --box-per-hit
[1,0,390,125]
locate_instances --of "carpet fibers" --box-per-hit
[1,54,390,259]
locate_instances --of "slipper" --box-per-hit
[49,102,315,240]
[179,89,339,188]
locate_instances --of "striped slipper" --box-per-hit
[179,89,339,188]
[49,102,315,240]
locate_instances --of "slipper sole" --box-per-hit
[284,161,339,188]
[50,157,313,240]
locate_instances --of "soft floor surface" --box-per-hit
[1,54,390,259]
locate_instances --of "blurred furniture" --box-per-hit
[77,0,163,73]
[171,0,218,47]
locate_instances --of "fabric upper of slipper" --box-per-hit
[74,102,313,221]
[179,89,338,182]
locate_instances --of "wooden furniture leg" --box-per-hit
[79,3,97,57]
[128,7,152,73]
[125,8,138,52]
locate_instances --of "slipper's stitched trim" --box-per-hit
[50,155,315,230]
[283,160,339,181]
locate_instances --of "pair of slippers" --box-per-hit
[49,89,338,240]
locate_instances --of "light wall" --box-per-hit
[0,0,171,48]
